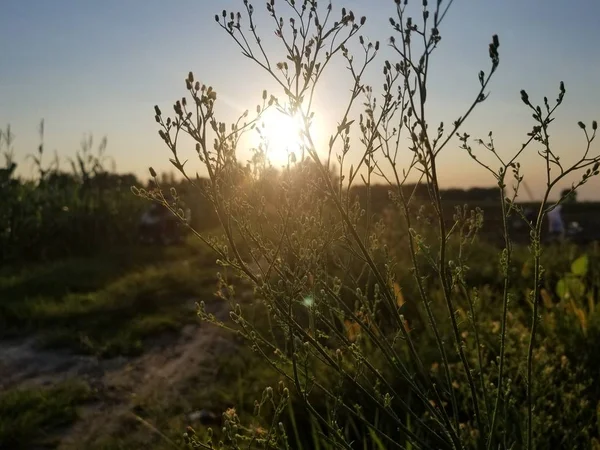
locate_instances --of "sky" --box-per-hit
[1,0,599,200]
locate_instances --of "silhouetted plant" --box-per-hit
[152,1,600,448]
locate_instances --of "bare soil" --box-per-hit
[0,298,236,449]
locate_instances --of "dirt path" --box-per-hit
[0,298,237,449]
[0,338,105,390]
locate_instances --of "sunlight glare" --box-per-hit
[256,109,308,166]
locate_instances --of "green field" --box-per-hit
[2,0,600,446]
[1,232,600,449]
[0,237,279,449]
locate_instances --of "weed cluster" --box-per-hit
[152,0,600,449]
[0,122,145,262]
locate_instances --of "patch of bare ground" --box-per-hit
[58,297,235,449]
[1,296,239,449]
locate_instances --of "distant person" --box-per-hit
[547,204,565,240]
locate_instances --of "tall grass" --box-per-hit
[0,121,147,262]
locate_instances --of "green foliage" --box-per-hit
[0,242,218,356]
[0,122,146,262]
[571,253,589,277]
[6,244,600,449]
[0,379,92,449]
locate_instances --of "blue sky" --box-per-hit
[1,0,599,199]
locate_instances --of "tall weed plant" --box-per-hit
[148,1,600,448]
[0,121,144,262]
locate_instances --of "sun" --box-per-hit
[256,108,308,166]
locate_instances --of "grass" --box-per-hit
[2,227,597,449]
[0,237,219,357]
[88,239,600,450]
[0,236,229,449]
[80,341,284,450]
[0,379,93,449]
[1,237,599,449]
